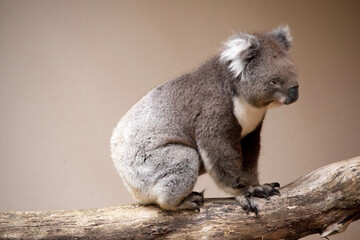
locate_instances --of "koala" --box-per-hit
[111,26,298,214]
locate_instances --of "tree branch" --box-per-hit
[1,156,359,239]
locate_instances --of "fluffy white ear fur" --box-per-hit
[220,33,258,78]
[270,25,293,50]
[274,25,292,41]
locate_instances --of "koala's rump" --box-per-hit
[111,83,201,201]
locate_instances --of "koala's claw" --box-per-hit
[236,182,280,216]
[194,207,200,213]
[245,198,258,216]
[236,194,259,216]
[249,182,281,199]
[177,191,204,212]
[233,182,246,189]
[251,188,270,200]
[267,182,280,188]
[251,205,258,216]
[189,191,204,205]
[270,188,281,196]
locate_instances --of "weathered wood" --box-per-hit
[1,156,359,240]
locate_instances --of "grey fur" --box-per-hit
[111,26,298,212]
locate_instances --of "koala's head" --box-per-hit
[220,26,299,108]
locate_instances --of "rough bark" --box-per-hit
[1,156,359,240]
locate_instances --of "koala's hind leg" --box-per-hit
[150,145,203,211]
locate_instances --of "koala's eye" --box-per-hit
[270,79,279,85]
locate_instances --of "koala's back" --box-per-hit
[112,57,222,153]
[112,73,199,149]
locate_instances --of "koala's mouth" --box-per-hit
[267,96,298,108]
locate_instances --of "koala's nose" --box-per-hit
[284,86,299,105]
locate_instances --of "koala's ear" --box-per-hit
[269,25,293,51]
[220,33,260,78]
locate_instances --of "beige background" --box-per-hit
[0,0,359,239]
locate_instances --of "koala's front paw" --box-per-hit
[249,182,281,200]
[235,182,280,216]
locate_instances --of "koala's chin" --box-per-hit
[111,25,298,215]
[267,100,285,108]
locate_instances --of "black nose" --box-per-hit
[284,86,299,105]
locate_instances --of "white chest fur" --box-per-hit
[233,96,266,138]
